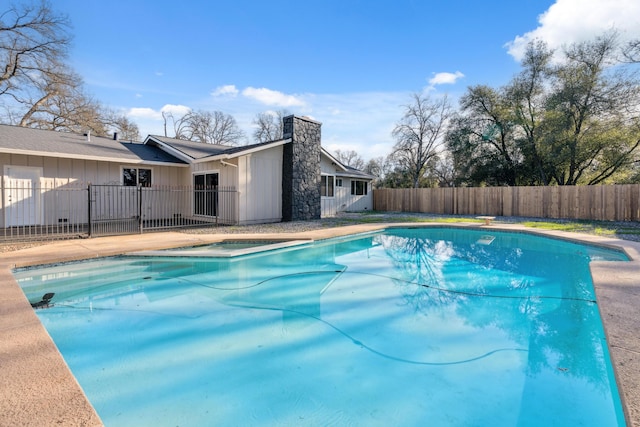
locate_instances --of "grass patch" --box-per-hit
[520,220,640,238]
[521,221,593,232]
[615,229,640,236]
[339,214,483,224]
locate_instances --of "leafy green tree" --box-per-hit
[543,33,640,185]
[505,40,554,185]
[446,85,521,186]
[447,33,640,186]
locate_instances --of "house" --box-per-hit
[0,115,373,233]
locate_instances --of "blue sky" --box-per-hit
[54,0,640,160]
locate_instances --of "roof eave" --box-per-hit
[145,136,196,163]
[335,171,375,180]
[321,147,349,172]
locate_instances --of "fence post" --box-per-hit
[138,184,143,233]
[87,183,92,237]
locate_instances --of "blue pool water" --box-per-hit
[16,228,628,426]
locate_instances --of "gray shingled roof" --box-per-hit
[337,165,376,180]
[146,135,290,161]
[0,125,374,180]
[146,135,231,160]
[0,124,186,165]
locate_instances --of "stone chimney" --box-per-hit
[281,115,322,221]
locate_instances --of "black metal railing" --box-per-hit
[1,182,238,241]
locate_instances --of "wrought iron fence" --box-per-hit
[1,182,238,242]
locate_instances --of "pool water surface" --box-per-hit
[15,228,628,426]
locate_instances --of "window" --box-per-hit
[336,178,343,187]
[122,168,152,187]
[351,180,368,196]
[194,173,219,216]
[321,175,334,197]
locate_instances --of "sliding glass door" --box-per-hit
[193,173,218,217]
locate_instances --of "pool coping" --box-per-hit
[1,222,639,426]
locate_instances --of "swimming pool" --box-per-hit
[15,227,628,426]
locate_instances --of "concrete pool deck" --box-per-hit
[1,222,639,426]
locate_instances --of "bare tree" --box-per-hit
[15,62,91,128]
[363,156,387,188]
[1,1,71,99]
[333,149,365,170]
[162,110,172,137]
[173,110,245,145]
[431,152,457,187]
[105,111,140,141]
[0,1,132,136]
[622,38,640,63]
[252,109,289,142]
[391,93,453,188]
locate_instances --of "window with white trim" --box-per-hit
[321,175,335,197]
[336,178,343,187]
[350,180,368,196]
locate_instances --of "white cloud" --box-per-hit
[211,85,239,97]
[242,87,305,107]
[128,107,161,120]
[506,0,640,61]
[128,104,191,121]
[128,92,407,159]
[428,71,465,86]
[126,104,192,138]
[160,104,192,117]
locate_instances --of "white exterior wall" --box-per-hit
[0,152,188,186]
[237,145,283,225]
[0,153,189,226]
[319,156,372,217]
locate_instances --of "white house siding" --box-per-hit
[320,156,338,176]
[0,152,186,185]
[319,157,372,217]
[321,177,373,217]
[237,146,283,225]
[1,152,188,226]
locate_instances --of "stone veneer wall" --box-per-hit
[281,115,322,221]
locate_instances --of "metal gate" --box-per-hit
[87,184,237,238]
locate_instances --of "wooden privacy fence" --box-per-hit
[373,185,640,222]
